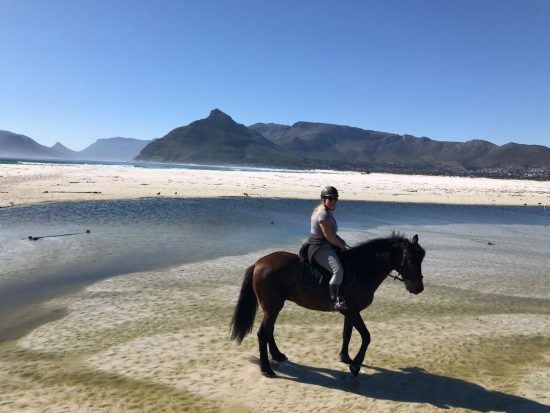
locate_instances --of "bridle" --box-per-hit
[387,272,405,283]
[388,250,410,282]
[350,252,407,284]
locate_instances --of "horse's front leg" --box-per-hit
[338,316,353,364]
[348,311,371,376]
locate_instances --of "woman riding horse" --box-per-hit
[230,210,425,378]
[308,186,348,311]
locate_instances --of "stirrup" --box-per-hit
[331,297,347,311]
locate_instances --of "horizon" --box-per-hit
[1,1,549,150]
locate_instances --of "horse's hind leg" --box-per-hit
[257,321,274,377]
[267,307,287,362]
[257,306,283,377]
[339,316,353,364]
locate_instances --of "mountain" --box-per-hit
[248,123,291,142]
[135,109,299,167]
[0,132,151,162]
[249,122,550,176]
[249,122,496,165]
[0,130,63,159]
[475,142,550,168]
[51,142,79,159]
[3,114,548,179]
[78,137,151,161]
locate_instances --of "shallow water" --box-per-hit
[0,198,305,291]
[0,198,548,340]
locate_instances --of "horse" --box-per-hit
[230,233,426,377]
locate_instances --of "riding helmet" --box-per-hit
[320,186,339,199]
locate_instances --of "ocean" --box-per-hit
[0,156,320,174]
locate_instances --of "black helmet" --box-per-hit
[320,186,339,199]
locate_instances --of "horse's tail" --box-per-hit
[230,265,258,344]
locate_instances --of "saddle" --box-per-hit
[298,243,355,291]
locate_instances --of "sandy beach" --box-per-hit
[1,163,549,412]
[1,163,549,208]
[3,246,549,412]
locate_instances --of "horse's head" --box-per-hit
[394,234,425,294]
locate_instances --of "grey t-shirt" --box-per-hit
[310,207,338,239]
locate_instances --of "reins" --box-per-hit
[362,262,405,283]
[345,250,406,284]
[343,238,412,285]
[386,272,405,282]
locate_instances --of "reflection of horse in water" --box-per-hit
[230,233,426,377]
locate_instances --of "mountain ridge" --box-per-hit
[0,131,150,161]
[2,111,549,179]
[135,109,299,167]
[0,130,63,159]
[78,137,151,161]
[249,121,549,177]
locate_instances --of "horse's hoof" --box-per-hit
[349,364,360,376]
[261,369,277,378]
[272,352,288,362]
[339,354,352,364]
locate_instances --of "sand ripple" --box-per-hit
[3,245,550,412]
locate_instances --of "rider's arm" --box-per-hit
[319,220,346,250]
[336,235,348,247]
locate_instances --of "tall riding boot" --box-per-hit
[329,284,347,311]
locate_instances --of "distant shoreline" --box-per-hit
[1,162,549,209]
[1,156,549,181]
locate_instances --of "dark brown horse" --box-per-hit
[230,233,425,377]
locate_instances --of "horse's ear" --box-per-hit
[412,234,418,244]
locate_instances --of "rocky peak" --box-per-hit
[52,142,70,149]
[207,108,233,122]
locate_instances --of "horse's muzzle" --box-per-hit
[406,281,424,295]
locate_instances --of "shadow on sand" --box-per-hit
[262,360,549,412]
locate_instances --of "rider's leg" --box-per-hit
[314,246,346,311]
[328,253,346,310]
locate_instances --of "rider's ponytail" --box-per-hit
[311,203,324,219]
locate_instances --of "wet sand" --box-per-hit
[1,163,549,208]
[1,243,549,412]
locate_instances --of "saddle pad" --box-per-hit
[298,244,355,291]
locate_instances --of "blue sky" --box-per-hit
[1,0,549,150]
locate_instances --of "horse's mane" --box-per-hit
[346,231,406,259]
